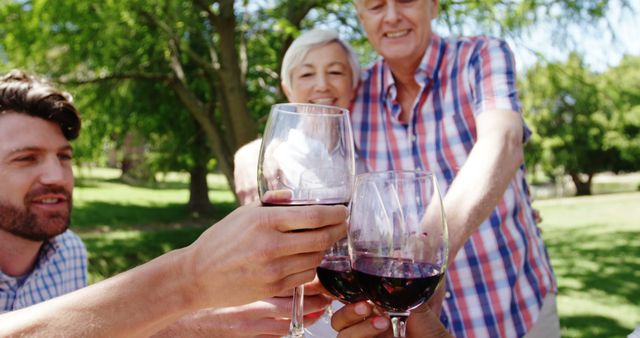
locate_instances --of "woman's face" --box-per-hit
[284,42,354,109]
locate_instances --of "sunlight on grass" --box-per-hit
[535,192,639,228]
[82,228,205,284]
[71,172,234,229]
[535,192,640,337]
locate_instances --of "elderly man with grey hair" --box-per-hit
[332,1,559,337]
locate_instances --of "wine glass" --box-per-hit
[316,237,366,304]
[348,170,448,338]
[257,103,355,338]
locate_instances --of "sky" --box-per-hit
[508,1,640,72]
[247,1,639,73]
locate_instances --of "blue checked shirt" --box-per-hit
[0,230,87,313]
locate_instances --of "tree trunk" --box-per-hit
[188,128,214,215]
[570,172,593,196]
[188,161,213,216]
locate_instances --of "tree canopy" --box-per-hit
[0,0,633,203]
[521,54,640,195]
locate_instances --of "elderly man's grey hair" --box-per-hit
[280,29,360,91]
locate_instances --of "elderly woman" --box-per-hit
[214,29,360,337]
[234,29,360,206]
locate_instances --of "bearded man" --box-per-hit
[0,70,86,312]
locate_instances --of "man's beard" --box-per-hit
[0,187,72,242]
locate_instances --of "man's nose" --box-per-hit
[384,2,400,23]
[39,156,69,185]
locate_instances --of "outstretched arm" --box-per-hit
[0,204,347,337]
[443,108,524,264]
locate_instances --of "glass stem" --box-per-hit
[288,285,305,338]
[389,312,410,338]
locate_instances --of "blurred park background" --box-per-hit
[1,1,638,337]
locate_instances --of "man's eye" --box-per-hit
[367,1,384,10]
[15,156,36,162]
[59,154,73,161]
[299,73,313,78]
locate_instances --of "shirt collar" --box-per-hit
[382,34,443,100]
[0,233,63,284]
[417,33,443,82]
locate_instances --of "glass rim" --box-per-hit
[271,102,349,116]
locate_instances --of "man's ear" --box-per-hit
[281,81,293,101]
[432,0,440,18]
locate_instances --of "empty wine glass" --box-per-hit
[257,103,355,338]
[348,170,448,338]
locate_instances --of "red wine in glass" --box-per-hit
[353,256,444,312]
[317,255,366,304]
[257,103,355,338]
[348,171,448,338]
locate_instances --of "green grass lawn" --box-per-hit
[70,169,640,336]
[535,192,640,337]
[72,167,235,283]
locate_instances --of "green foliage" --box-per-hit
[438,0,630,36]
[598,56,640,169]
[1,0,632,196]
[521,54,640,194]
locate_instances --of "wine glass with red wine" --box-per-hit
[348,170,448,338]
[257,103,355,338]
[316,237,366,305]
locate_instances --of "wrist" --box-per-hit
[169,246,202,312]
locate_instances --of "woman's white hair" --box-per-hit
[280,29,360,91]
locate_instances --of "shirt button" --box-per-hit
[445,291,451,299]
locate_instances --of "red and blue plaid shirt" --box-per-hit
[350,34,556,337]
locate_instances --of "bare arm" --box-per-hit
[0,250,193,337]
[0,204,347,337]
[444,108,524,262]
[151,280,332,338]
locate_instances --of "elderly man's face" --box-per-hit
[355,0,438,68]
[0,113,74,241]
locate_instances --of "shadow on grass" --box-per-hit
[545,226,640,306]
[561,314,632,338]
[71,201,237,230]
[82,227,207,283]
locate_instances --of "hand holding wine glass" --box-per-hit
[348,171,448,338]
[258,103,355,338]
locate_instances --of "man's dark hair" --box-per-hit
[0,69,81,140]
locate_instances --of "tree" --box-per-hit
[1,0,630,203]
[598,55,640,173]
[520,53,639,195]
